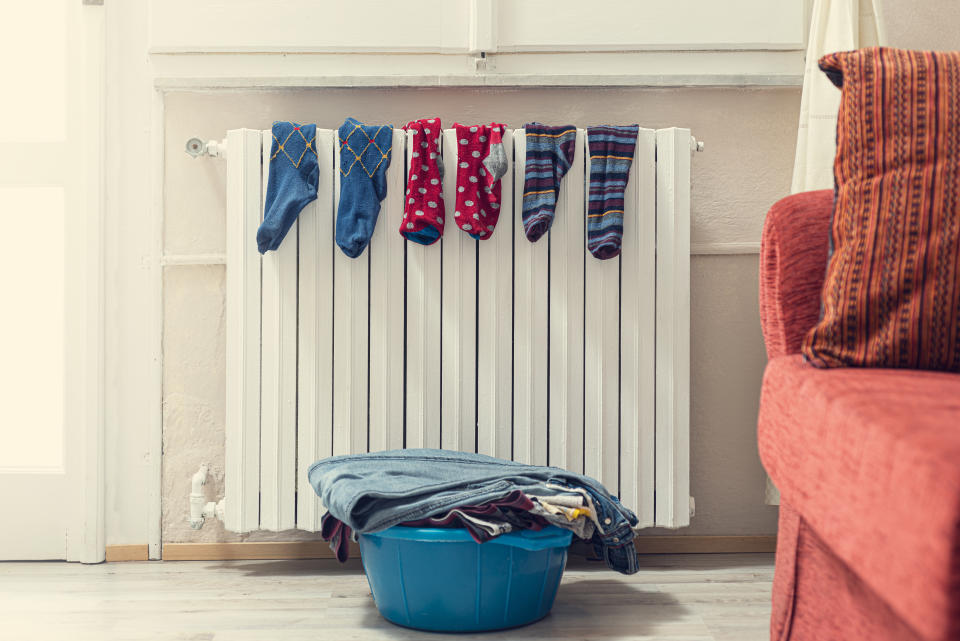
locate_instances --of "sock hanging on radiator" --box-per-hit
[336,117,393,258]
[453,122,507,240]
[400,118,445,245]
[522,123,577,243]
[586,124,639,259]
[256,122,319,253]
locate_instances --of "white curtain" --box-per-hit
[791,0,885,193]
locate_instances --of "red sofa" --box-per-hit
[757,190,960,641]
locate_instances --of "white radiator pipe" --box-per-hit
[189,464,226,529]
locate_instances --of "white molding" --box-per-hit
[476,131,514,461]
[295,129,335,533]
[690,241,761,255]
[223,129,264,534]
[512,129,550,467]
[547,129,586,474]
[404,128,442,450]
[100,0,163,561]
[151,50,804,89]
[149,46,476,55]
[331,144,370,457]
[440,129,478,452]
[620,128,657,528]
[147,89,166,561]
[147,43,804,55]
[156,74,803,89]
[160,253,227,266]
[655,128,692,529]
[368,129,407,454]
[468,0,497,54]
[258,130,298,532]
[582,133,621,490]
[67,0,106,565]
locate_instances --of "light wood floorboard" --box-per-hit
[0,553,774,641]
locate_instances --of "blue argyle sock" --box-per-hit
[257,122,319,253]
[522,123,577,242]
[336,118,393,258]
[586,125,638,260]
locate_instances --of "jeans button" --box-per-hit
[604,518,612,525]
[612,537,619,543]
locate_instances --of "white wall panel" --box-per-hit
[656,128,692,528]
[368,129,407,453]
[497,0,804,51]
[332,143,369,456]
[582,131,621,493]
[512,130,548,466]
[548,128,585,473]
[477,131,514,460]
[405,132,442,449]
[296,129,335,532]
[258,130,297,531]
[440,129,477,452]
[149,0,471,53]
[619,128,656,524]
[224,129,262,534]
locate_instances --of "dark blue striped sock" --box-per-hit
[586,125,638,259]
[521,123,577,242]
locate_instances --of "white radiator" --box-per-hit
[223,126,691,534]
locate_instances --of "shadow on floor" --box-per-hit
[215,551,774,578]
[350,577,691,639]
[568,552,775,572]
[212,558,366,576]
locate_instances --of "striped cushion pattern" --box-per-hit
[803,47,960,371]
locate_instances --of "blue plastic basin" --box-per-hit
[358,525,573,632]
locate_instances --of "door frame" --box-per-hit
[65,0,106,564]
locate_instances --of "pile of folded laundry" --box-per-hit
[308,448,641,574]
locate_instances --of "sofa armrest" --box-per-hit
[759,190,833,359]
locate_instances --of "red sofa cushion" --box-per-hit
[759,355,960,641]
[803,48,960,371]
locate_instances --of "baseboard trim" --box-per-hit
[155,535,775,561]
[105,544,150,562]
[633,535,776,554]
[161,541,356,561]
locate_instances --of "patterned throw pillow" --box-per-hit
[803,47,960,371]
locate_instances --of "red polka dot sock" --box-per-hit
[399,118,445,245]
[452,122,507,240]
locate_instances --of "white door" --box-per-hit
[0,0,104,561]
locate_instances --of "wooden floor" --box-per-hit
[0,553,774,641]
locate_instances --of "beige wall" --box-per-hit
[883,0,960,51]
[162,87,797,542]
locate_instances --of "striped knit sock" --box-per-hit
[522,123,577,242]
[586,125,638,259]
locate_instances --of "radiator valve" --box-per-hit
[189,464,226,529]
[185,137,226,159]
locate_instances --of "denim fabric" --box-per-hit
[308,448,641,574]
[583,487,641,575]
